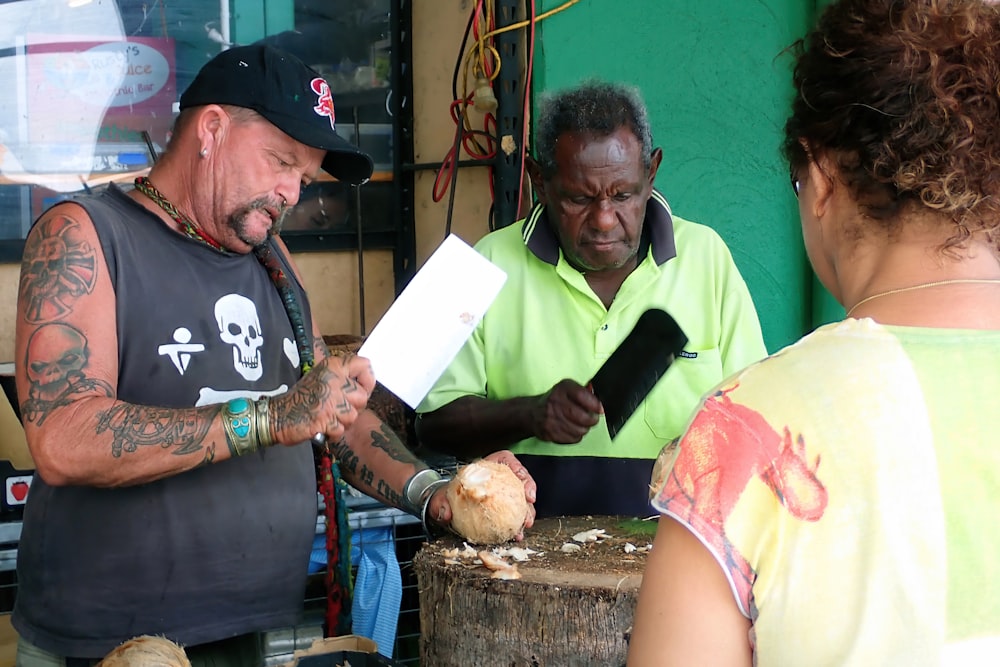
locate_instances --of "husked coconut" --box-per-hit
[446,460,528,544]
[96,635,191,667]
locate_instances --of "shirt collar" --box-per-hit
[521,188,677,266]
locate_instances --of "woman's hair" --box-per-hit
[533,80,654,179]
[783,0,1000,251]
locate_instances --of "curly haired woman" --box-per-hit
[628,1,1000,664]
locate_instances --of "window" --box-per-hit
[0,0,400,261]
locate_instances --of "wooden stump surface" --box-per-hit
[414,516,655,667]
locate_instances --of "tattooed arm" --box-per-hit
[322,356,536,532]
[282,236,536,531]
[335,410,424,508]
[16,204,371,488]
[334,411,537,534]
[285,243,426,509]
[14,203,241,487]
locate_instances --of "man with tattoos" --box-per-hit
[11,45,535,667]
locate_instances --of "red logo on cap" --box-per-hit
[311,77,336,129]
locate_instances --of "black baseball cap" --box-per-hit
[179,44,374,185]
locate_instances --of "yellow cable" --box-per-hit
[481,0,581,41]
[474,0,496,80]
[459,0,580,156]
[464,0,580,92]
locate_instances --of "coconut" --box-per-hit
[96,635,191,667]
[446,459,529,544]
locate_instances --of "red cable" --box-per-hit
[433,98,498,203]
[432,116,465,203]
[464,112,497,160]
[434,1,503,205]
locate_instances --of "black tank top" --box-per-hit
[14,185,318,658]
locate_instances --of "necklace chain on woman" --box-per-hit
[847,278,1000,317]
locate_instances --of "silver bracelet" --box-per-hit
[254,397,274,448]
[402,468,447,517]
[419,479,452,538]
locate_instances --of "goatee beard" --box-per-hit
[229,197,290,245]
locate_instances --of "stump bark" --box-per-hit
[413,516,652,667]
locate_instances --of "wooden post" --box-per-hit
[413,516,652,666]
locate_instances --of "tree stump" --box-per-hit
[413,516,654,667]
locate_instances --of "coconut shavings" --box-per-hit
[572,528,609,543]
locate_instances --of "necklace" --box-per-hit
[252,242,315,374]
[133,177,228,253]
[846,278,1000,317]
[133,176,314,373]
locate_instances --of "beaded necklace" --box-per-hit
[132,175,351,633]
[252,242,315,374]
[133,176,228,253]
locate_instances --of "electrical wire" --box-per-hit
[480,0,581,42]
[436,4,491,211]
[472,0,497,80]
[432,97,497,206]
[434,0,499,211]
[443,108,467,239]
[436,0,581,236]
[459,0,499,158]
[452,8,476,102]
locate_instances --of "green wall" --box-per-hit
[535,0,842,352]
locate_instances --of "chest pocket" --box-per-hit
[643,347,725,441]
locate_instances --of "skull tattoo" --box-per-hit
[21,323,113,425]
[19,216,97,323]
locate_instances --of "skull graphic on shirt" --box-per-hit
[214,294,263,381]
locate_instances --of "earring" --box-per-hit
[200,148,208,158]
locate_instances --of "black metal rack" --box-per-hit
[492,0,528,230]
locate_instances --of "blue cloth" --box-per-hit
[309,526,402,658]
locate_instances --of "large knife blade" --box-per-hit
[589,308,688,440]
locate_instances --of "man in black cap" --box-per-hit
[11,45,535,666]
